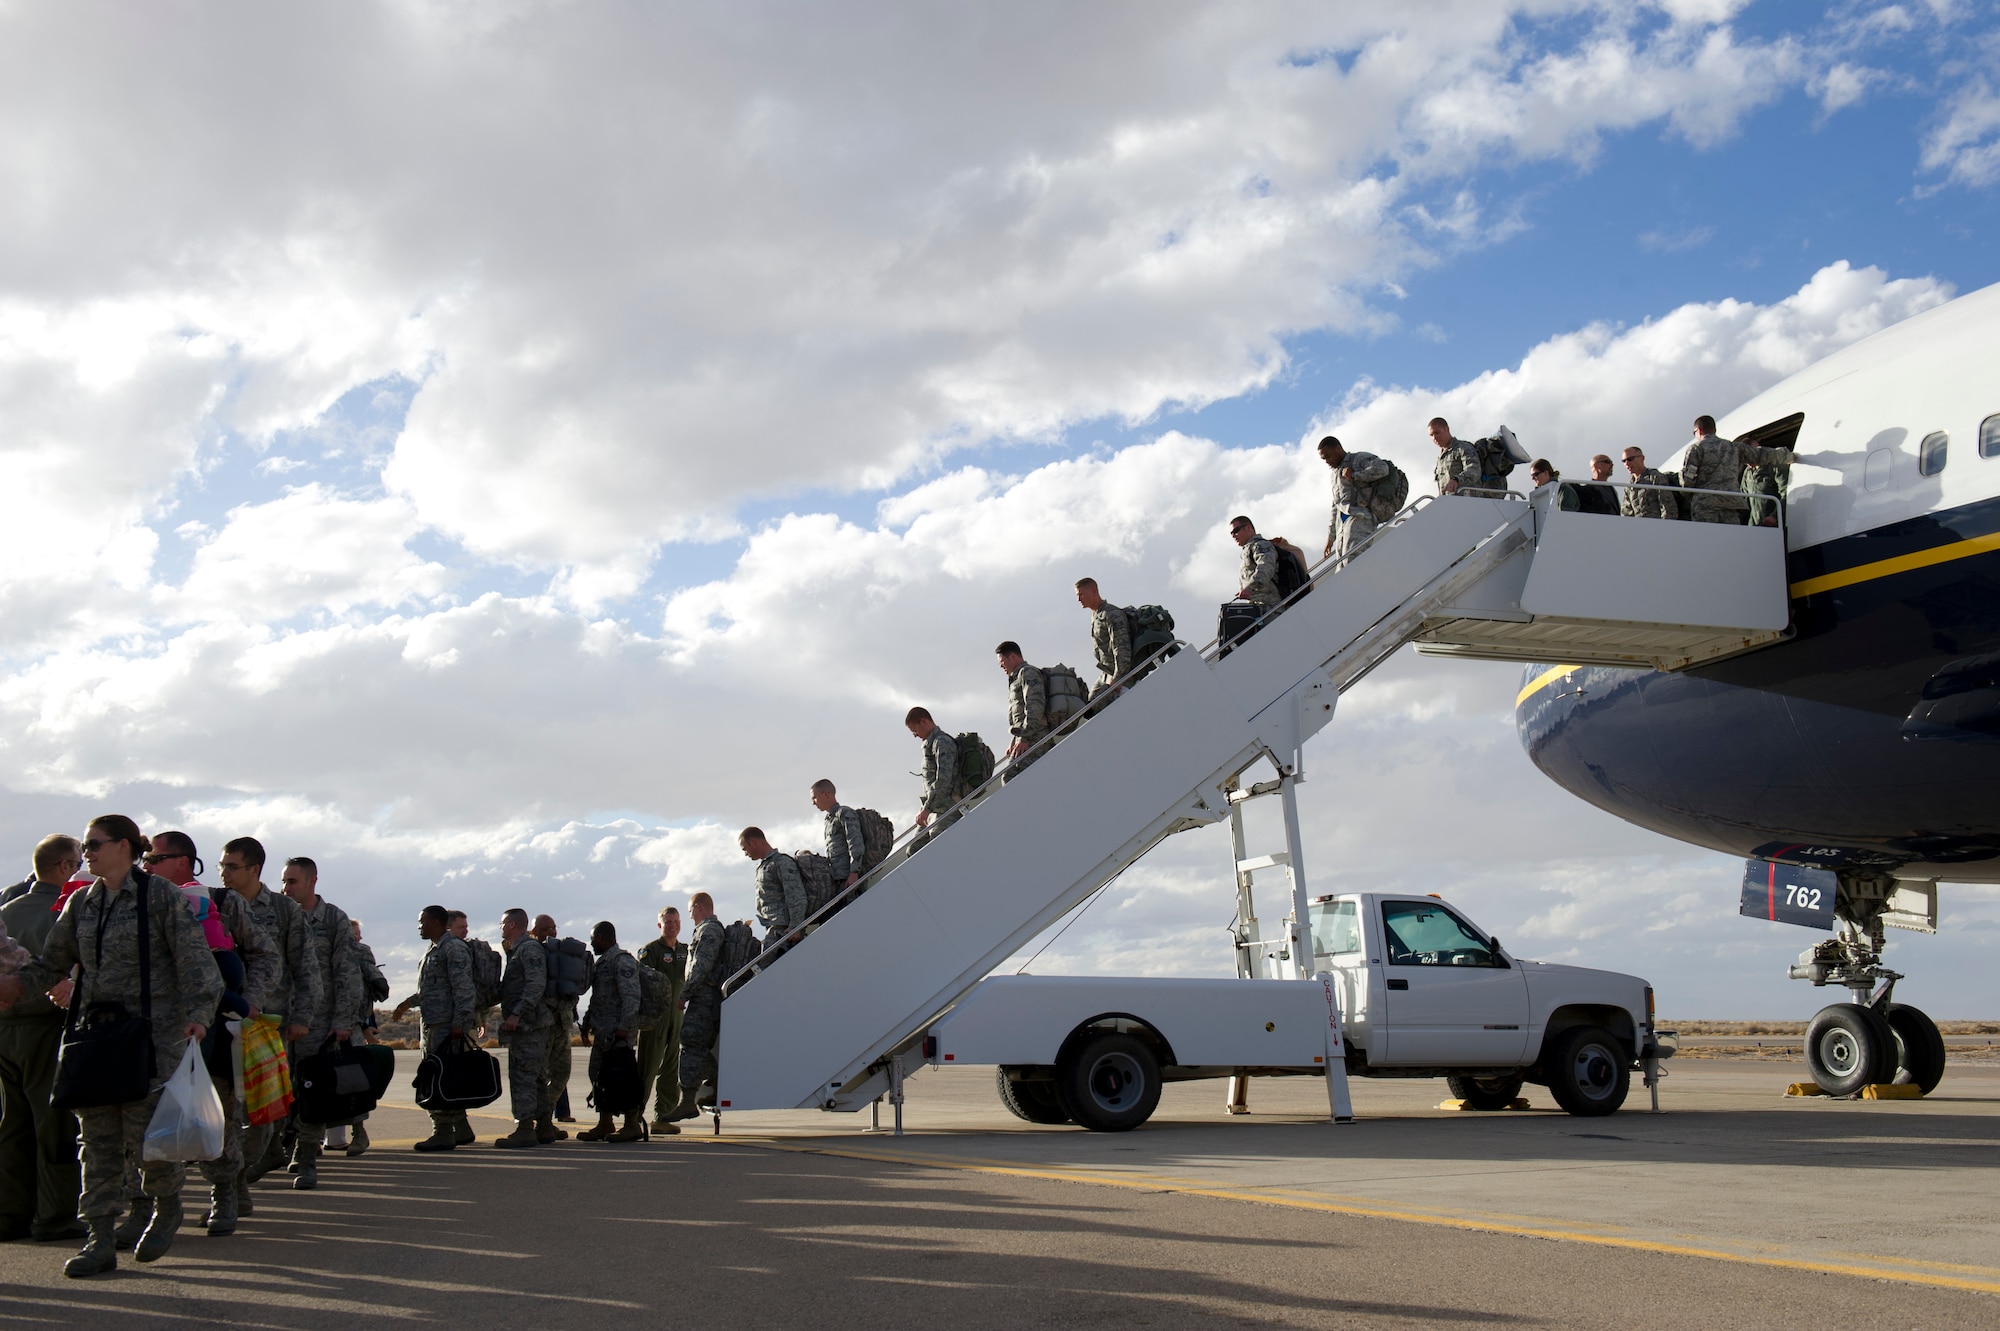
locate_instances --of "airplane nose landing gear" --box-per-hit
[1788,871,1947,1097]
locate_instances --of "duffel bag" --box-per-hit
[588,1043,644,1117]
[52,1001,157,1110]
[295,1038,396,1125]
[413,1035,503,1112]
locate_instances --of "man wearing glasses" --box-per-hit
[1618,448,1676,520]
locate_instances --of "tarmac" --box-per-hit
[0,1053,1994,1327]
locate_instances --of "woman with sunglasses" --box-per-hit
[17,815,222,1277]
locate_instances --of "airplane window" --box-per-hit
[1919,432,1948,477]
[1309,898,1361,957]
[1864,448,1893,492]
[1380,901,1500,968]
[1983,414,2000,459]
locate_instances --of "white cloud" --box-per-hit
[1922,76,2000,187]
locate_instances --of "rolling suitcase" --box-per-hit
[1215,599,1262,656]
[295,1038,396,1124]
[412,1036,503,1112]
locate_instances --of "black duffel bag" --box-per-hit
[412,1035,502,1112]
[588,1043,643,1116]
[51,878,158,1111]
[295,1038,397,1125]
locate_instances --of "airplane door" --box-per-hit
[1378,900,1530,1064]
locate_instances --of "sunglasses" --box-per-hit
[142,851,188,864]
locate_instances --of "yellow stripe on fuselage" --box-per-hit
[1515,664,1583,708]
[1787,530,2000,598]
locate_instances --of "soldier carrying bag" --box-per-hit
[588,1043,644,1117]
[631,962,673,1033]
[854,808,895,872]
[52,878,159,1111]
[294,1036,396,1125]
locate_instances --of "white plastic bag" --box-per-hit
[143,1042,225,1162]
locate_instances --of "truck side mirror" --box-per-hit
[1489,936,1502,953]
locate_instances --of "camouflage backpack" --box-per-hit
[1041,663,1088,724]
[719,920,761,983]
[464,939,504,1011]
[854,808,895,872]
[954,732,996,798]
[792,850,836,915]
[546,937,594,1000]
[632,961,672,1031]
[1368,461,1410,522]
[1124,605,1176,662]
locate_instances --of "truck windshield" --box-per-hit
[1380,901,1501,967]
[1309,898,1361,958]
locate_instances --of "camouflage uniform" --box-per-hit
[290,896,365,1167]
[1237,537,1282,611]
[1620,467,1677,519]
[1004,662,1050,778]
[192,888,279,1198]
[539,992,578,1122]
[584,945,641,1104]
[677,916,725,1099]
[1680,432,1794,524]
[1433,438,1493,497]
[1088,603,1134,695]
[498,935,550,1122]
[21,872,222,1222]
[354,941,387,1030]
[636,938,686,1119]
[1329,449,1393,560]
[913,728,962,845]
[1743,453,1789,527]
[417,932,477,1138]
[234,883,320,1181]
[822,803,866,884]
[0,883,82,1237]
[754,851,810,944]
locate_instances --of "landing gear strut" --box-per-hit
[1788,871,1945,1096]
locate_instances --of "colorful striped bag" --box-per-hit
[236,1014,293,1126]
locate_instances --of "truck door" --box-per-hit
[1377,900,1529,1065]
[1308,896,1375,1055]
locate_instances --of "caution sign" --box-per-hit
[1739,858,1837,931]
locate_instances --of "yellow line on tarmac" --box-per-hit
[713,1136,2000,1298]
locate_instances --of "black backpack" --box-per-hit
[1272,544,1311,600]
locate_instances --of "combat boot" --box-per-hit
[650,1115,681,1135]
[245,1134,286,1184]
[204,1185,238,1237]
[494,1120,539,1149]
[534,1114,563,1144]
[133,1196,182,1263]
[345,1122,370,1157]
[608,1114,645,1143]
[63,1219,117,1278]
[113,1196,153,1250]
[451,1113,476,1146]
[413,1116,457,1151]
[664,1086,702,1122]
[235,1179,255,1217]
[576,1112,617,1141]
[292,1158,318,1190]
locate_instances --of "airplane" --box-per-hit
[1514,279,2000,1098]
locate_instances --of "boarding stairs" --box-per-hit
[715,488,1791,1114]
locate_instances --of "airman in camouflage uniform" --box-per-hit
[579,923,643,1141]
[1743,453,1789,527]
[188,881,280,1235]
[743,829,809,945]
[21,851,222,1275]
[280,861,366,1186]
[492,910,549,1148]
[637,911,687,1130]
[1230,518,1282,611]
[222,843,321,1196]
[668,899,726,1121]
[1679,417,1794,524]
[998,643,1049,777]
[906,710,962,845]
[1432,436,1489,497]
[1,878,82,1244]
[814,784,866,890]
[529,914,577,1141]
[1084,598,1133,695]
[412,907,477,1152]
[1618,447,1677,519]
[1320,437,1394,561]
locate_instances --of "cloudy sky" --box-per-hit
[4,1,1997,1017]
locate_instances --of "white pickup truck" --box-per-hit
[923,891,1668,1131]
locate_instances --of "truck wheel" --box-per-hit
[1805,1003,1895,1096]
[1883,1004,1946,1095]
[995,1068,1071,1125]
[1054,1032,1162,1132]
[1545,1026,1630,1117]
[1445,1073,1525,1111]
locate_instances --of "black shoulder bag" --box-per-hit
[51,875,158,1110]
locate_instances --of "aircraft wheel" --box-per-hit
[1883,1004,1947,1095]
[1445,1073,1526,1111]
[1545,1026,1630,1117]
[995,1068,1071,1125]
[1054,1032,1161,1132]
[1805,1003,1896,1096]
